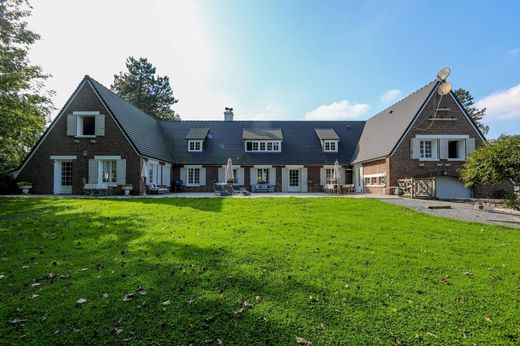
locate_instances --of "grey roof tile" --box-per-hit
[315,128,340,140]
[352,81,438,163]
[242,128,284,140]
[185,128,209,140]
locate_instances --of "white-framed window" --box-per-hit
[99,160,117,183]
[188,140,203,152]
[323,140,338,152]
[448,139,465,160]
[257,168,270,184]
[325,168,334,183]
[231,168,238,183]
[420,140,436,159]
[187,167,200,185]
[77,115,96,137]
[245,141,282,152]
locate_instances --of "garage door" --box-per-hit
[435,176,472,199]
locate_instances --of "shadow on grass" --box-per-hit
[0,198,347,345]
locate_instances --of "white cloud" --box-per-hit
[507,47,520,56]
[304,100,370,121]
[476,83,520,120]
[380,89,402,103]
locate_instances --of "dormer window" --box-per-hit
[78,116,96,136]
[315,129,340,153]
[242,128,283,152]
[66,111,105,137]
[323,140,338,152]
[188,140,203,152]
[245,140,281,152]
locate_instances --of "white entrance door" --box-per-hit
[53,160,73,194]
[288,169,301,192]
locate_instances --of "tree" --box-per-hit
[112,57,180,120]
[453,88,489,136]
[0,0,54,173]
[460,135,520,187]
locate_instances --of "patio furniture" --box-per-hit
[341,184,355,194]
[84,183,111,196]
[252,183,274,192]
[174,179,184,192]
[325,183,336,195]
[147,184,169,194]
[231,184,251,196]
[214,183,232,196]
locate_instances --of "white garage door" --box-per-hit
[436,176,472,199]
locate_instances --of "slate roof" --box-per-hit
[185,128,209,140]
[159,121,365,166]
[352,81,438,163]
[315,128,340,141]
[86,76,174,163]
[242,128,284,140]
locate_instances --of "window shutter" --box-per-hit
[250,168,257,186]
[88,159,98,184]
[200,167,206,186]
[320,168,326,186]
[466,138,475,156]
[338,167,345,185]
[163,166,171,186]
[95,114,105,136]
[281,168,288,192]
[180,167,187,185]
[116,159,126,185]
[218,167,224,183]
[439,139,448,160]
[269,168,276,186]
[411,138,420,159]
[67,114,76,136]
[301,168,308,192]
[238,168,244,185]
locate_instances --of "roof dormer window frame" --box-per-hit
[188,140,203,152]
[244,140,282,152]
[323,140,339,152]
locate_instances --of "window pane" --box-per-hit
[260,142,266,151]
[267,142,273,150]
[61,162,72,186]
[246,142,252,151]
[82,117,95,135]
[448,140,458,158]
[253,142,258,150]
[273,142,279,151]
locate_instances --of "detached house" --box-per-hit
[14,74,503,198]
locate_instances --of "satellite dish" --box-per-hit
[436,67,450,81]
[437,81,452,95]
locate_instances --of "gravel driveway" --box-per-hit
[381,198,520,228]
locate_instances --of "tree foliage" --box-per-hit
[460,135,520,187]
[453,88,489,135]
[112,57,180,120]
[0,0,54,173]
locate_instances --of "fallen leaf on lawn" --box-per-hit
[296,336,312,345]
[243,301,253,308]
[76,298,87,305]
[60,274,71,279]
[309,295,319,303]
[162,300,171,306]
[340,296,348,302]
[484,316,492,323]
[0,274,5,279]
[102,293,109,299]
[217,339,223,345]
[22,265,30,269]
[8,318,27,328]
[123,294,134,302]
[137,288,147,296]
[31,294,39,299]
[426,332,438,338]
[31,282,41,287]
[80,268,89,271]
[464,272,473,276]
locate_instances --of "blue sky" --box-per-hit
[29,0,520,138]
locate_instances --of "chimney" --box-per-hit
[224,107,234,121]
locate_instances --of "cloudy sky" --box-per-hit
[28,0,519,138]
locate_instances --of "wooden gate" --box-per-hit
[397,178,436,199]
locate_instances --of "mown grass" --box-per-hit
[0,197,519,345]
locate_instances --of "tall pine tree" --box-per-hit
[112,57,180,120]
[454,88,489,136]
[0,0,54,173]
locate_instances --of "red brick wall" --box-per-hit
[17,82,143,194]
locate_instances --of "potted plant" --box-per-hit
[121,184,133,196]
[17,181,33,194]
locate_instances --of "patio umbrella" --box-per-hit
[333,159,341,195]
[141,159,148,195]
[225,158,234,183]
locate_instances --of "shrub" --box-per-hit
[503,192,520,211]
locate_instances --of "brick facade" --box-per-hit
[17,83,145,195]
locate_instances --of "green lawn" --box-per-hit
[0,198,519,345]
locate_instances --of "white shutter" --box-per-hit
[466,138,475,157]
[88,159,98,184]
[238,168,245,185]
[439,139,448,160]
[200,167,206,186]
[180,167,187,185]
[320,167,326,186]
[250,167,257,186]
[269,167,276,186]
[281,168,288,192]
[163,165,171,186]
[301,168,308,192]
[338,167,345,185]
[218,167,224,183]
[95,114,105,136]
[116,159,126,185]
[411,138,420,159]
[67,114,76,136]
